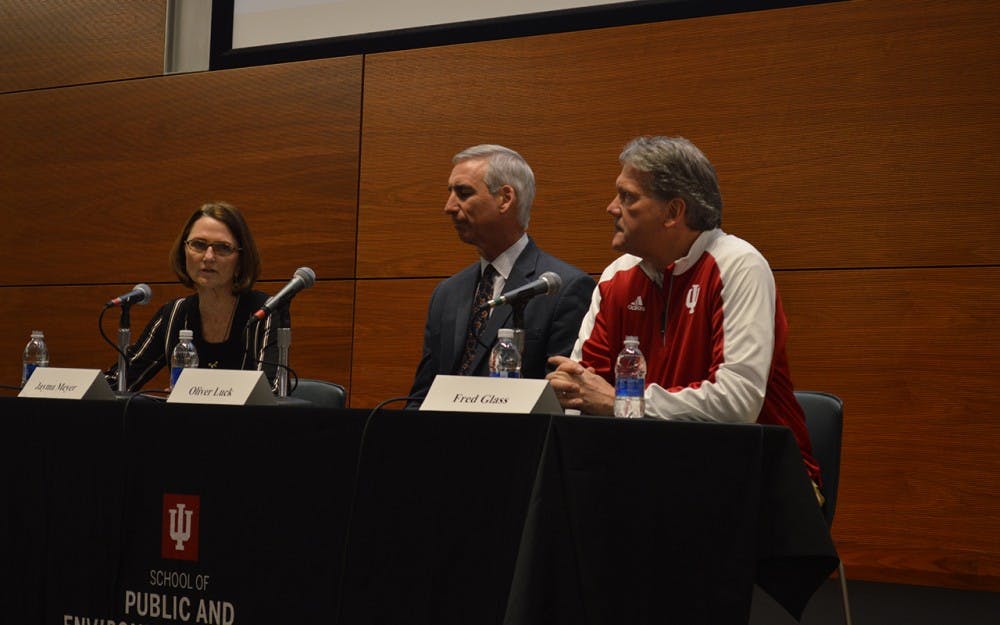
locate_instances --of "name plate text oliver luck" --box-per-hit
[167,369,276,406]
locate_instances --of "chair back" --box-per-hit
[795,390,844,527]
[291,378,347,409]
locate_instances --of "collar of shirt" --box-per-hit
[639,228,725,285]
[479,233,529,298]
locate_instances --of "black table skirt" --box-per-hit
[0,396,837,624]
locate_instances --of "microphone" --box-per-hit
[106,283,152,307]
[250,267,316,323]
[483,271,562,309]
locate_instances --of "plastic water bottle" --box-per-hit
[489,328,521,378]
[614,335,646,418]
[21,330,49,386]
[170,329,199,389]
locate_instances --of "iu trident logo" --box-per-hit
[162,493,200,561]
[685,284,701,314]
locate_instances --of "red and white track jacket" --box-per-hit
[573,229,820,483]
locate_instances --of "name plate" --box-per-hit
[167,369,276,406]
[18,368,116,400]
[420,374,563,414]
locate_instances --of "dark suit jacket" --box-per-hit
[409,237,596,405]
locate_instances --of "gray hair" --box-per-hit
[453,144,535,228]
[619,136,723,230]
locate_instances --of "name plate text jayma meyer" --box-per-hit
[18,368,116,400]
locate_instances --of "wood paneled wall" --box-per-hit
[1,36,363,390]
[0,1,165,93]
[1,0,997,592]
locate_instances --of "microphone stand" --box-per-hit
[117,304,132,394]
[276,327,291,398]
[511,302,527,357]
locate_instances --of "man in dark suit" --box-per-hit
[408,144,595,405]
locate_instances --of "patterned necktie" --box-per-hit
[458,265,497,374]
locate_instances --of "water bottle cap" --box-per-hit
[498,328,515,339]
[178,329,194,340]
[30,330,44,338]
[624,335,639,345]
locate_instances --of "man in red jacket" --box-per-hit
[547,135,821,490]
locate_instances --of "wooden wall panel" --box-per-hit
[358,0,1000,279]
[350,278,444,408]
[0,280,354,399]
[283,279,355,396]
[0,56,363,286]
[0,0,166,93]
[0,12,364,399]
[778,267,1000,590]
[0,284,182,393]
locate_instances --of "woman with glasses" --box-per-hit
[105,201,289,392]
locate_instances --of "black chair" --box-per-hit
[795,390,853,625]
[290,378,347,409]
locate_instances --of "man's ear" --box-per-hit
[496,184,516,214]
[664,197,687,226]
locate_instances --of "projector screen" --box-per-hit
[210,1,834,69]
[232,0,645,49]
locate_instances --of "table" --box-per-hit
[0,396,837,624]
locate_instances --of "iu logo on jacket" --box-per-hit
[685,284,701,314]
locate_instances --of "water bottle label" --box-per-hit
[23,363,37,382]
[615,377,644,397]
[489,371,521,378]
[170,366,183,388]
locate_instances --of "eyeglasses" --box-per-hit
[185,239,240,257]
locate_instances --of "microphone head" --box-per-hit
[294,267,316,288]
[134,283,153,305]
[539,272,562,295]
